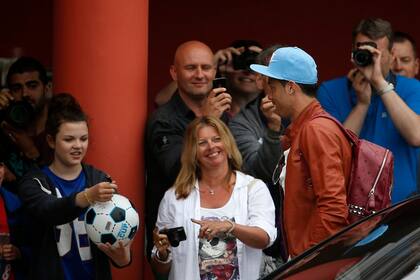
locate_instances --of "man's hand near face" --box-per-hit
[0,89,14,110]
[343,68,373,135]
[260,96,282,132]
[201,87,232,118]
[214,47,241,72]
[347,68,372,106]
[353,45,388,91]
[214,46,262,74]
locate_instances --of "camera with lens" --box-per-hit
[159,226,187,247]
[0,100,34,129]
[352,49,373,67]
[352,42,377,67]
[232,49,259,71]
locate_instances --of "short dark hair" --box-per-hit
[271,78,318,98]
[6,57,48,87]
[46,93,88,139]
[230,40,262,49]
[393,31,417,57]
[352,18,393,50]
[256,44,287,66]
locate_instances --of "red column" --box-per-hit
[53,1,148,279]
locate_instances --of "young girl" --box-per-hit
[18,93,131,279]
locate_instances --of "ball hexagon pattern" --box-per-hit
[84,194,139,246]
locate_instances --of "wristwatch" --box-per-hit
[377,82,394,96]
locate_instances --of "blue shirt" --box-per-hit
[42,167,94,280]
[317,74,420,203]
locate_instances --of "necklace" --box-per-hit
[200,173,236,196]
[201,182,233,195]
[199,186,216,195]
[208,187,215,195]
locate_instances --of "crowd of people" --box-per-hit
[146,17,419,280]
[0,16,419,280]
[0,60,132,278]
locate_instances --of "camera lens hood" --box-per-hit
[4,100,34,128]
[352,49,373,67]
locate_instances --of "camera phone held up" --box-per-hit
[212,77,227,90]
[232,49,259,71]
[352,42,377,67]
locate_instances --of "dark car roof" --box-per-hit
[262,195,420,280]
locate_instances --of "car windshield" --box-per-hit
[267,197,420,280]
[336,226,420,279]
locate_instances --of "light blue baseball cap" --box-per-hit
[250,47,318,84]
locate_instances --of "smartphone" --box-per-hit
[159,226,187,247]
[212,77,227,90]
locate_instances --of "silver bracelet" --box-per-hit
[377,82,394,96]
[224,219,236,234]
[152,247,172,264]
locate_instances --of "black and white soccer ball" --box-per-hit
[84,194,139,246]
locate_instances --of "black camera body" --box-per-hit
[352,49,373,67]
[352,41,377,67]
[232,49,258,71]
[159,226,187,247]
[0,100,34,129]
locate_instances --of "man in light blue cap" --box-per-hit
[250,47,352,257]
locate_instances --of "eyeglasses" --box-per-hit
[272,153,285,186]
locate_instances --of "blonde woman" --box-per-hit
[151,116,276,280]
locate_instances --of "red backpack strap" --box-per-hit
[310,112,359,146]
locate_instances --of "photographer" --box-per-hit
[317,18,420,204]
[0,57,52,279]
[214,40,263,116]
[0,57,52,185]
[150,116,276,280]
[154,40,262,117]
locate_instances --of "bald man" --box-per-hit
[145,41,232,259]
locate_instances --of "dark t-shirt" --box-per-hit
[42,167,94,280]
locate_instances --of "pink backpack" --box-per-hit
[314,113,394,223]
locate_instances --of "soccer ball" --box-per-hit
[84,194,139,246]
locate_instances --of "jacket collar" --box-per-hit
[171,92,196,119]
[285,100,323,142]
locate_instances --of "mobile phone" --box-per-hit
[159,226,187,247]
[212,77,227,90]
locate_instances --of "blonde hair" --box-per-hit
[174,116,242,199]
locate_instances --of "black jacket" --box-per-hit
[144,92,229,258]
[17,164,114,280]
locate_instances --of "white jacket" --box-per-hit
[156,171,277,280]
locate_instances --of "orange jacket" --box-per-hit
[283,101,352,257]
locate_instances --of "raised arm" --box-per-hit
[341,68,372,135]
[356,45,420,145]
